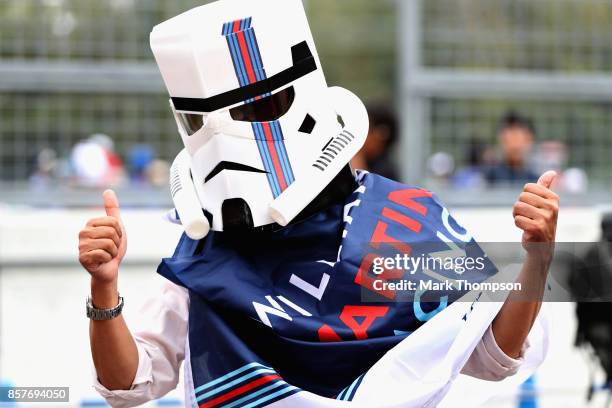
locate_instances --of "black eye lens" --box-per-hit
[230,86,295,122]
[178,112,204,136]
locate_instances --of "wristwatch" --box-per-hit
[86,295,124,320]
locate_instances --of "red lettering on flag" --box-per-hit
[388,188,432,216]
[340,305,389,340]
[354,252,403,300]
[318,324,343,342]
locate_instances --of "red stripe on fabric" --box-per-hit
[236,31,257,84]
[198,374,281,408]
[381,208,422,233]
[262,123,288,191]
[318,324,343,342]
[232,20,241,33]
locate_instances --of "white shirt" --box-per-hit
[93,281,528,408]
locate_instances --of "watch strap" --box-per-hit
[86,295,124,320]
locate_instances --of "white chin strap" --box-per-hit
[170,86,368,240]
[269,86,368,226]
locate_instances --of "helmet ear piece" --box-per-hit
[170,149,210,240]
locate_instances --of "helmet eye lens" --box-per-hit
[230,86,295,122]
[176,86,295,135]
[177,112,204,136]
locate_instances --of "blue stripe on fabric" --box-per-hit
[239,386,299,408]
[347,374,366,401]
[196,368,276,402]
[194,362,271,394]
[252,123,281,197]
[336,387,348,400]
[342,375,361,401]
[220,381,286,408]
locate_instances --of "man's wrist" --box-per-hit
[524,250,552,278]
[91,278,119,309]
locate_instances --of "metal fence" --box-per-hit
[400,0,612,196]
[0,0,395,203]
[1,0,611,205]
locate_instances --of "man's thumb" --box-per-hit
[103,189,121,219]
[537,170,557,189]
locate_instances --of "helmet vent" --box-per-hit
[170,163,183,198]
[312,130,355,171]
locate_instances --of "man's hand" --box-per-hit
[82,191,138,391]
[492,171,560,358]
[513,171,559,262]
[79,190,127,306]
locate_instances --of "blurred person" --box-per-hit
[426,151,454,189]
[570,213,612,401]
[562,167,589,193]
[79,2,558,407]
[350,103,399,180]
[29,147,58,190]
[127,144,155,184]
[534,140,589,193]
[71,134,125,187]
[452,138,487,190]
[485,111,538,186]
[533,140,566,178]
[145,159,170,187]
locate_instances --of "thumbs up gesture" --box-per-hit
[513,171,560,257]
[79,190,127,285]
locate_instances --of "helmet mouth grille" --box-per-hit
[221,198,255,231]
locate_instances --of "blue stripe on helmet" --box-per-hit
[252,123,281,197]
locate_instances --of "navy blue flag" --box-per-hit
[158,172,497,408]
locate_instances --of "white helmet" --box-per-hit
[150,0,368,239]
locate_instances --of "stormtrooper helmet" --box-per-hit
[150,0,368,239]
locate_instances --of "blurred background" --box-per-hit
[0,0,611,407]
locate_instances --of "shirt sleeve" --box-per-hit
[92,280,189,408]
[460,324,529,381]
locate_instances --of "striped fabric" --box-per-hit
[222,17,295,198]
[194,362,300,408]
[335,373,365,402]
